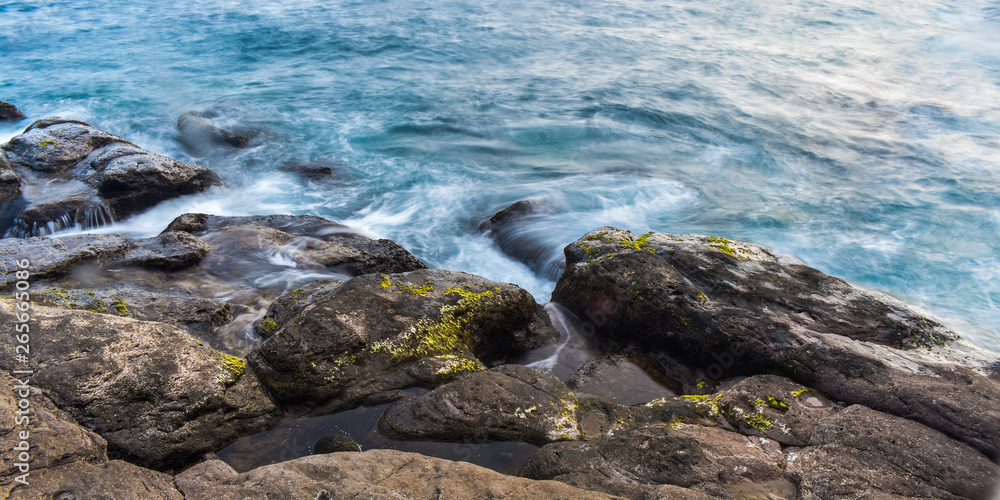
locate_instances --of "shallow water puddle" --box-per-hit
[217,398,538,475]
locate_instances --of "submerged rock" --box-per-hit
[248,269,559,412]
[0,373,183,499]
[0,118,224,237]
[0,101,25,122]
[312,434,361,454]
[177,111,251,150]
[552,227,1000,459]
[0,301,282,471]
[478,200,564,280]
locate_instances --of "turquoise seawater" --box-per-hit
[2,0,999,351]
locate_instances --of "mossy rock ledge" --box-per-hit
[248,269,559,413]
[552,226,1000,461]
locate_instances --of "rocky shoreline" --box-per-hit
[0,112,998,499]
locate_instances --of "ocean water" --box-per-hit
[1,0,999,353]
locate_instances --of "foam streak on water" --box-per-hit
[1,0,999,351]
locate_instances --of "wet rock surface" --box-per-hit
[0,213,426,352]
[788,404,1000,499]
[166,213,426,277]
[551,227,1000,460]
[249,269,560,412]
[0,118,224,237]
[0,300,282,471]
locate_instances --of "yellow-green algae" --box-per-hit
[380,274,435,296]
[368,286,496,361]
[434,356,485,378]
[210,350,246,386]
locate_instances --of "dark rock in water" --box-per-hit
[0,101,25,122]
[0,373,184,499]
[177,111,251,150]
[166,213,426,277]
[312,434,361,454]
[789,405,1000,499]
[0,300,282,471]
[552,227,1000,459]
[174,452,618,499]
[519,425,785,498]
[248,269,559,412]
[278,160,348,180]
[379,365,586,445]
[0,118,224,237]
[478,200,535,233]
[478,200,564,280]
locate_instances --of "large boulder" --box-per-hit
[174,451,621,499]
[0,118,224,237]
[0,373,183,499]
[551,227,1000,459]
[248,269,559,412]
[788,405,1000,499]
[0,301,282,471]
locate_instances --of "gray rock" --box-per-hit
[0,101,25,122]
[0,373,183,499]
[788,405,1000,499]
[1,118,223,236]
[551,227,1000,459]
[174,452,622,499]
[519,425,784,498]
[0,301,282,471]
[248,269,559,412]
[0,231,209,287]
